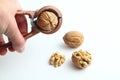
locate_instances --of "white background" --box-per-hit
[0,0,120,80]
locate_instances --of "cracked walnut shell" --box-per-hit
[49,52,65,67]
[36,11,58,31]
[63,31,84,48]
[71,49,92,69]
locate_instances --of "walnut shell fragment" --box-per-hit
[71,49,92,69]
[36,11,58,31]
[63,31,84,48]
[49,52,65,67]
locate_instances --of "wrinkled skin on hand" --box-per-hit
[0,14,28,55]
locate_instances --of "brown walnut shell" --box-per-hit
[63,31,84,48]
[36,11,58,31]
[71,50,92,69]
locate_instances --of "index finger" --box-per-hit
[8,14,28,52]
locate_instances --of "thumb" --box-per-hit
[5,16,25,52]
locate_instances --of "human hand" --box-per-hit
[0,0,28,55]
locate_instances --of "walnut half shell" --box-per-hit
[71,49,92,69]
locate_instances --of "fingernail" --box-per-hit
[13,46,25,53]
[17,47,25,53]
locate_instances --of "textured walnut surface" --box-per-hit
[49,52,65,67]
[71,49,92,69]
[36,11,58,31]
[63,31,84,48]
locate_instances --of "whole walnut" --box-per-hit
[63,31,84,48]
[36,11,58,31]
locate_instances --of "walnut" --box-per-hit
[36,11,58,31]
[63,31,84,48]
[71,49,92,69]
[49,52,65,67]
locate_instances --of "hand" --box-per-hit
[0,0,28,55]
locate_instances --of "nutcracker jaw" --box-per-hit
[17,6,62,34]
[31,6,62,34]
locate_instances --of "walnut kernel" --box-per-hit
[49,52,65,67]
[63,31,84,48]
[36,11,58,31]
[71,49,92,69]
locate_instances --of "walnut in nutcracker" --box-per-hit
[63,31,84,48]
[71,49,92,69]
[36,11,58,31]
